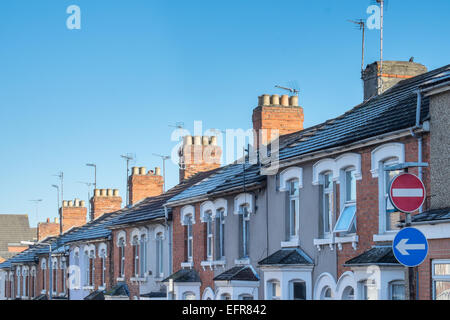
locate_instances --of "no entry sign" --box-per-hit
[389,173,426,213]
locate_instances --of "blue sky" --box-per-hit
[0,0,449,227]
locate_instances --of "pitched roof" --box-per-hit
[208,163,265,195]
[258,248,314,266]
[111,169,219,226]
[344,246,400,266]
[412,207,450,224]
[162,268,201,283]
[0,214,36,255]
[213,265,259,281]
[268,65,450,163]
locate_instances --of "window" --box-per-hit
[16,269,20,297]
[61,259,66,294]
[334,168,357,234]
[383,160,402,231]
[342,286,354,300]
[239,204,250,259]
[100,249,106,287]
[132,236,140,277]
[156,233,164,277]
[185,214,194,262]
[205,211,214,260]
[268,280,281,300]
[360,280,378,300]
[221,293,231,300]
[319,172,334,237]
[23,269,28,298]
[432,260,450,300]
[239,294,253,300]
[139,234,147,277]
[215,209,225,260]
[41,260,47,292]
[183,291,196,300]
[286,179,299,240]
[321,286,332,300]
[53,260,58,293]
[30,269,36,298]
[290,280,306,300]
[118,238,125,278]
[389,281,405,300]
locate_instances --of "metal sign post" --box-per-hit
[384,162,429,300]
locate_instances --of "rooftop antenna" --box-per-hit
[53,171,64,234]
[77,181,94,221]
[347,19,366,74]
[275,85,299,96]
[153,153,171,192]
[29,199,43,225]
[169,122,185,131]
[375,0,386,92]
[121,153,136,206]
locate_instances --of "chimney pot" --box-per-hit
[62,200,68,207]
[155,167,161,176]
[202,136,209,146]
[262,94,270,106]
[80,200,86,207]
[107,189,113,196]
[46,218,50,223]
[210,136,217,146]
[194,136,202,145]
[68,200,73,207]
[94,189,101,197]
[289,96,299,107]
[74,198,80,207]
[184,135,193,145]
[113,189,119,197]
[139,167,146,175]
[280,95,289,106]
[100,189,107,196]
[132,167,140,176]
[271,95,280,105]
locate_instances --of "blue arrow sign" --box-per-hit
[393,227,428,267]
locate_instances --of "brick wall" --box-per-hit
[61,206,87,232]
[172,203,215,296]
[37,220,59,241]
[90,190,122,220]
[337,134,431,277]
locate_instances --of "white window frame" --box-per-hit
[205,210,214,261]
[186,214,194,263]
[52,259,58,294]
[287,178,300,241]
[290,280,307,300]
[268,280,281,300]
[389,280,405,300]
[319,171,334,238]
[215,208,225,261]
[334,167,357,235]
[156,232,164,278]
[118,237,126,278]
[238,204,251,259]
[432,259,450,300]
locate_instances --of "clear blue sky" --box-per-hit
[0,0,449,227]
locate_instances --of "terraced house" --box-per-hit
[0,60,448,300]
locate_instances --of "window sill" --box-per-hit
[98,286,106,291]
[82,286,95,290]
[235,258,250,266]
[181,261,193,269]
[335,235,358,250]
[281,238,300,248]
[130,277,147,282]
[201,260,226,270]
[116,277,125,282]
[313,238,334,251]
[373,232,397,242]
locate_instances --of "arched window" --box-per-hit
[52,259,58,294]
[215,208,225,260]
[204,210,214,260]
[132,235,140,278]
[118,237,126,278]
[41,259,47,293]
[220,293,231,300]
[238,204,250,259]
[16,267,21,298]
[139,234,147,278]
[238,294,253,300]
[183,291,196,300]
[184,214,194,262]
[99,249,107,287]
[60,258,66,294]
[286,178,300,241]
[156,232,164,278]
[342,286,355,300]
[290,280,306,300]
[30,267,36,298]
[321,286,333,300]
[319,171,334,238]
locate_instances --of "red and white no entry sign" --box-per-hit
[389,173,426,213]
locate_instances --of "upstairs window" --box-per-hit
[268,280,281,300]
[383,160,403,231]
[139,234,147,277]
[215,209,225,260]
[286,179,299,240]
[204,210,214,261]
[132,236,140,278]
[99,249,106,287]
[118,238,125,278]
[334,168,357,234]
[53,260,58,293]
[238,204,250,259]
[432,260,450,300]
[319,172,334,238]
[185,214,194,262]
[389,281,405,300]
[156,232,164,278]
[290,280,306,300]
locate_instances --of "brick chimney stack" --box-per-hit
[90,189,122,220]
[362,60,428,100]
[128,166,164,205]
[252,94,304,148]
[60,198,87,232]
[37,218,59,241]
[179,135,221,182]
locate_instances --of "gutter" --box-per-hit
[410,219,450,226]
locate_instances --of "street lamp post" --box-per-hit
[21,241,52,300]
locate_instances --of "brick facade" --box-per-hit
[90,189,122,220]
[37,219,60,241]
[129,167,164,205]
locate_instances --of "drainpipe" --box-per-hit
[164,205,172,276]
[411,90,424,213]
